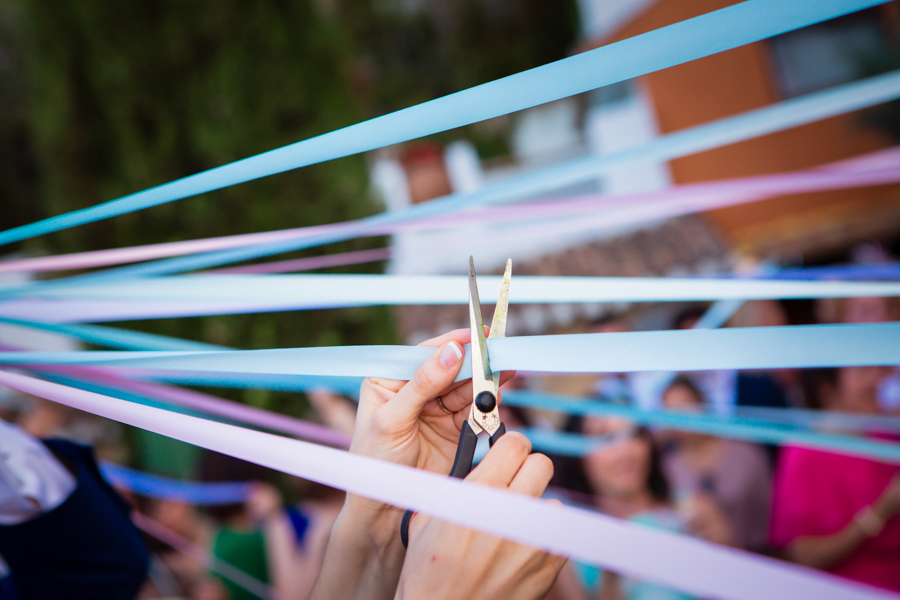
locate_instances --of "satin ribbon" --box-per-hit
[0,0,886,248]
[15,353,896,463]
[3,276,899,323]
[100,462,252,505]
[0,370,889,600]
[0,324,897,377]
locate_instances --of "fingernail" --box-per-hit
[439,341,463,368]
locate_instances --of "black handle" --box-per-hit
[489,422,506,447]
[401,422,480,548]
[449,420,479,479]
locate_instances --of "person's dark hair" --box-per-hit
[800,368,838,410]
[550,415,670,504]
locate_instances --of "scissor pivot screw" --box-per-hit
[475,391,497,413]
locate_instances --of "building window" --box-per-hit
[768,9,891,98]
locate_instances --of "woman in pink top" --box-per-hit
[770,367,900,591]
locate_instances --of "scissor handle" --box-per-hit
[400,422,480,548]
[449,421,479,479]
[489,422,506,447]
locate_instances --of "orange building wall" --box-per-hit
[599,0,900,258]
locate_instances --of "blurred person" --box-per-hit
[770,366,900,591]
[549,416,719,600]
[309,329,566,600]
[0,417,149,600]
[199,452,290,600]
[661,377,771,551]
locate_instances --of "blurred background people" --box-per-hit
[550,416,733,600]
[770,366,900,591]
[660,377,771,552]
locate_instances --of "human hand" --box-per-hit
[874,474,900,521]
[345,328,514,547]
[687,492,736,547]
[396,432,566,600]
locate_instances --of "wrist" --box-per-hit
[339,494,406,556]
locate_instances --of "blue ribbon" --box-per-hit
[0,0,885,249]
[99,462,252,505]
[2,323,898,377]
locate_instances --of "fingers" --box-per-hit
[417,328,472,349]
[467,432,532,488]
[379,340,465,424]
[508,453,554,498]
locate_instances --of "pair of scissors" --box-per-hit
[400,256,511,548]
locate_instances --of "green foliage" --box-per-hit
[1,0,577,473]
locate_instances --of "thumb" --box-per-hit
[381,340,465,424]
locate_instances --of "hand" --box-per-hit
[687,492,736,547]
[310,329,515,600]
[874,475,900,521]
[397,432,567,600]
[346,329,514,546]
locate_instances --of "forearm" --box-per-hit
[310,495,406,600]
[785,523,867,570]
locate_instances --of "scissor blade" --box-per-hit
[488,259,512,340]
[488,259,511,391]
[468,256,493,387]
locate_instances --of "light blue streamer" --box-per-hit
[25,66,900,290]
[0,0,885,249]
[100,462,252,505]
[503,392,900,463]
[2,323,898,376]
[12,274,900,306]
[0,317,224,351]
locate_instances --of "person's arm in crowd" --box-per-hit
[785,475,900,569]
[310,329,515,600]
[245,483,312,599]
[395,432,567,600]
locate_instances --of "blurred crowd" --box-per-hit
[1,293,899,600]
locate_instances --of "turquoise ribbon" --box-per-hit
[0,317,223,351]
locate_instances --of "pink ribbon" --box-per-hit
[1,148,898,276]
